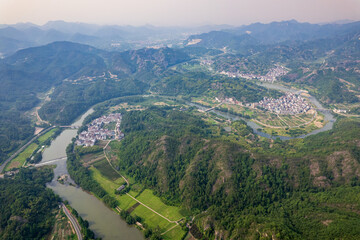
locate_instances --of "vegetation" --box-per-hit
[1,20,360,239]
[0,167,59,239]
[107,106,360,239]
[4,143,38,171]
[65,203,99,240]
[4,127,62,171]
[153,71,281,102]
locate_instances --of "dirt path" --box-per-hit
[103,140,185,227]
[103,140,129,185]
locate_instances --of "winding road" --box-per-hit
[61,203,83,240]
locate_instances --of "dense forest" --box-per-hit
[0,20,359,239]
[110,107,360,239]
[0,167,59,239]
[152,71,282,102]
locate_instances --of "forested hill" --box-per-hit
[0,41,190,164]
[114,106,360,239]
[0,167,59,239]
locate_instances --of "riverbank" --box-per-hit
[187,81,336,140]
[38,108,145,240]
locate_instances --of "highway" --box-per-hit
[61,203,83,240]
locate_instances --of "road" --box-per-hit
[103,141,184,225]
[61,203,83,240]
[103,140,129,185]
[125,193,180,224]
[0,126,55,173]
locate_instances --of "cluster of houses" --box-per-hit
[215,97,257,108]
[76,113,125,147]
[255,93,311,115]
[219,65,288,83]
[215,92,312,115]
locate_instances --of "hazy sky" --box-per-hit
[1,0,360,26]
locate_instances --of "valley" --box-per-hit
[0,19,360,240]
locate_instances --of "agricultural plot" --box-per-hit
[80,152,104,164]
[136,189,184,221]
[89,164,187,239]
[255,110,315,128]
[89,166,135,210]
[37,128,57,143]
[130,205,176,232]
[162,225,186,240]
[93,159,121,181]
[5,143,38,171]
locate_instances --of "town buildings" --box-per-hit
[76,113,124,147]
[255,93,311,115]
[219,65,288,83]
[216,92,312,115]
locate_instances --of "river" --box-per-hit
[37,82,334,238]
[39,108,144,240]
[190,82,336,140]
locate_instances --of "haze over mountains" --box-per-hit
[0,20,233,56]
[1,19,359,57]
[1,18,360,239]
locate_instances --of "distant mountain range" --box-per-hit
[2,19,359,58]
[184,20,360,52]
[0,21,231,57]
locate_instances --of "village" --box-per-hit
[216,92,312,115]
[219,65,288,83]
[255,93,312,115]
[75,113,124,147]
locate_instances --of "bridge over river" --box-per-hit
[34,156,67,167]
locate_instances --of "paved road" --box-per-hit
[61,203,83,240]
[0,126,55,173]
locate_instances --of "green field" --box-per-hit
[5,143,38,171]
[4,128,60,172]
[93,159,121,181]
[89,165,187,239]
[162,225,185,240]
[136,189,184,221]
[37,128,57,143]
[90,166,135,210]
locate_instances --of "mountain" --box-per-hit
[0,21,226,57]
[184,30,262,54]
[4,41,107,80]
[227,20,360,44]
[184,20,360,53]
[113,106,360,239]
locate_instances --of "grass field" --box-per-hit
[89,164,187,239]
[37,128,57,143]
[80,152,104,163]
[5,143,38,171]
[93,159,120,181]
[135,189,184,221]
[90,166,135,210]
[162,225,186,240]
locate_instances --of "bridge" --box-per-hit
[59,126,80,129]
[316,108,330,111]
[204,103,223,112]
[34,156,67,167]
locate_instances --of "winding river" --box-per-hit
[37,82,335,239]
[191,82,336,140]
[39,108,144,240]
